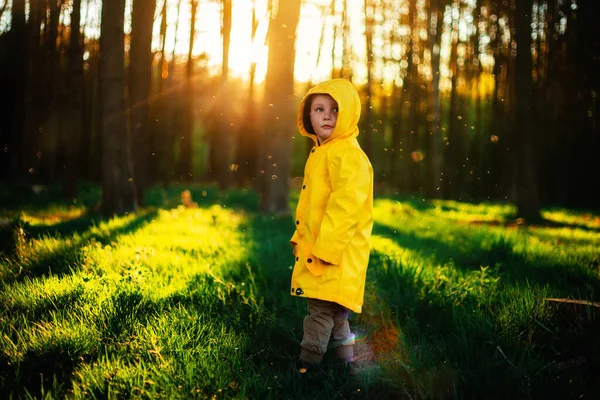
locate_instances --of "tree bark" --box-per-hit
[130,0,157,204]
[362,0,374,159]
[443,1,461,199]
[235,0,261,186]
[100,0,137,215]
[405,0,419,194]
[62,0,84,199]
[177,0,198,182]
[513,0,540,220]
[426,0,444,197]
[207,0,233,189]
[6,0,27,179]
[260,0,302,214]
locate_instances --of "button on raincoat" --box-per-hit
[290,79,374,313]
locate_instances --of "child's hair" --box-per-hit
[302,94,316,135]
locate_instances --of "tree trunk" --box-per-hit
[23,0,44,181]
[178,0,198,182]
[163,0,183,188]
[259,0,302,214]
[362,0,374,159]
[443,1,460,199]
[62,0,84,199]
[6,0,27,180]
[341,0,351,79]
[512,0,540,220]
[149,1,169,185]
[426,0,444,197]
[405,0,419,194]
[129,0,157,204]
[100,0,137,215]
[207,0,233,189]
[39,0,62,182]
[235,0,260,186]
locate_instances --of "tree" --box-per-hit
[129,0,157,204]
[362,0,374,159]
[425,0,445,197]
[100,0,136,215]
[260,0,302,214]
[234,0,262,186]
[207,0,233,189]
[512,0,539,220]
[63,0,84,199]
[177,0,199,182]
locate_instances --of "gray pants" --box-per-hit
[300,298,354,364]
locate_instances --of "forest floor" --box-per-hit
[1,182,599,399]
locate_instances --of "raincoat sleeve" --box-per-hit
[312,148,371,265]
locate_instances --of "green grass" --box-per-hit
[1,183,599,399]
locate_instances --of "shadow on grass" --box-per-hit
[0,341,91,399]
[2,210,159,284]
[372,221,600,294]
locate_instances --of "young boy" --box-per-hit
[289,79,374,371]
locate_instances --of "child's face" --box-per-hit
[309,94,338,143]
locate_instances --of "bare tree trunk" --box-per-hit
[7,0,27,179]
[100,0,137,215]
[163,0,182,187]
[208,0,233,189]
[341,0,351,79]
[23,0,44,180]
[41,0,63,182]
[362,0,374,159]
[235,0,261,185]
[426,0,444,197]
[62,0,84,199]
[129,0,157,204]
[150,1,169,185]
[330,0,339,78]
[442,1,461,199]
[260,0,302,214]
[177,0,198,182]
[222,0,232,82]
[513,0,540,220]
[405,0,419,194]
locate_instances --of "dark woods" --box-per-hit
[0,0,598,216]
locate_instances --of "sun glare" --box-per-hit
[156,0,369,84]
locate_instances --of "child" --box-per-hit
[289,79,374,371]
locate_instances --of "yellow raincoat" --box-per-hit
[290,79,374,313]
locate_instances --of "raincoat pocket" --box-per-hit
[301,244,325,277]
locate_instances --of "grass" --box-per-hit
[1,182,599,399]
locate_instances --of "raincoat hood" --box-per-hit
[298,79,362,145]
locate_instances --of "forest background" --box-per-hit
[0,0,597,216]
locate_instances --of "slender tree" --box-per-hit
[425,0,445,197]
[442,0,461,199]
[63,0,84,199]
[6,0,27,179]
[512,0,539,219]
[100,0,136,215]
[235,0,262,185]
[177,0,199,182]
[207,0,233,189]
[363,0,374,159]
[129,0,157,204]
[163,0,183,187]
[260,0,302,213]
